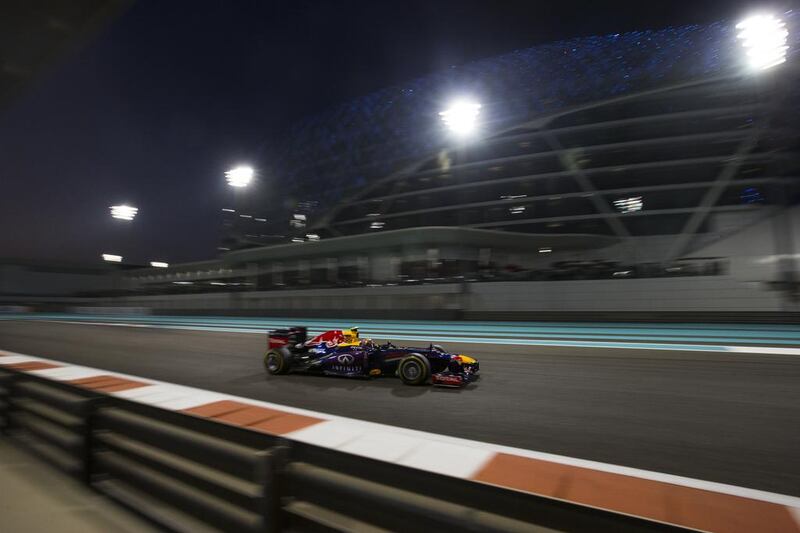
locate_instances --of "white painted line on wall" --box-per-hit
[397,440,495,478]
[29,366,108,380]
[728,346,800,356]
[0,355,40,365]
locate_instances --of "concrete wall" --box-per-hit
[465,277,783,313]
[0,265,116,296]
[71,306,151,316]
[684,208,797,282]
[111,283,462,312]
[101,275,785,316]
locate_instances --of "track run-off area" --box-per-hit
[1,314,799,498]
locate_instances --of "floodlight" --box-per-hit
[225,166,254,187]
[736,14,789,70]
[613,196,643,213]
[102,254,122,263]
[150,261,169,268]
[439,99,482,135]
[110,204,138,221]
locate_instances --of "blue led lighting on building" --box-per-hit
[246,14,797,243]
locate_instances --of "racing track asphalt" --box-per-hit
[1,320,799,497]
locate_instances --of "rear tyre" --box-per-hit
[264,348,291,375]
[398,354,431,385]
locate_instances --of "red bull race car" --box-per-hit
[263,326,479,387]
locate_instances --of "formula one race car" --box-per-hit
[263,326,479,387]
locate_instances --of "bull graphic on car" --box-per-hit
[263,326,479,387]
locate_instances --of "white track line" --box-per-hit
[728,346,800,356]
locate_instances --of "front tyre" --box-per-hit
[264,348,291,375]
[398,354,431,385]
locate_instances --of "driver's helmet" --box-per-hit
[341,327,359,344]
[360,338,376,349]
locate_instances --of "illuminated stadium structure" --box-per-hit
[233,14,798,261]
[129,13,800,299]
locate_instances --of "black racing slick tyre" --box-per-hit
[264,348,291,375]
[398,354,431,385]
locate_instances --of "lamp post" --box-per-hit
[223,166,256,250]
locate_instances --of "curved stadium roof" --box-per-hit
[241,14,799,257]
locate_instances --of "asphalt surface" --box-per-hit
[1,320,799,496]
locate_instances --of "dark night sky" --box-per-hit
[0,0,757,265]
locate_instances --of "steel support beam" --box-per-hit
[544,132,631,238]
[660,128,763,263]
[334,177,788,227]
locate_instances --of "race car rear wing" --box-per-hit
[268,326,308,350]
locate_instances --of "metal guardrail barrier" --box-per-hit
[92,405,277,533]
[0,369,689,533]
[4,377,96,482]
[284,461,537,533]
[0,372,12,434]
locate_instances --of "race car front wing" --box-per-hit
[432,362,479,387]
